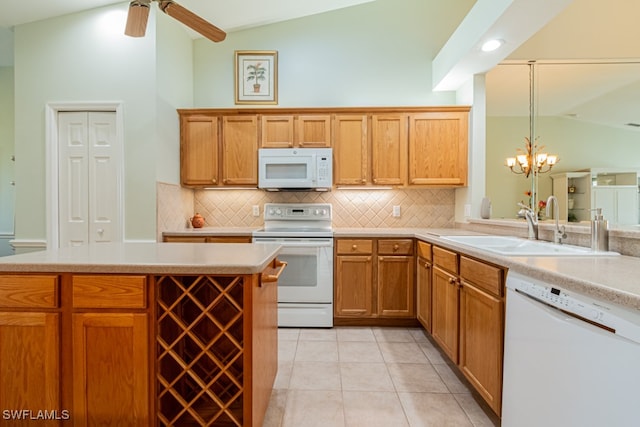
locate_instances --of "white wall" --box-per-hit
[155,11,194,185]
[192,0,474,107]
[10,0,478,247]
[487,115,640,219]
[12,3,197,246]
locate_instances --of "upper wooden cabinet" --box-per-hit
[371,114,407,186]
[261,114,331,148]
[222,116,259,185]
[333,115,368,185]
[261,115,295,148]
[408,111,468,186]
[180,115,219,186]
[297,115,332,147]
[179,107,469,188]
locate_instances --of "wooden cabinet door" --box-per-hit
[335,255,373,317]
[459,283,504,415]
[72,313,149,427]
[181,115,219,186]
[377,255,414,318]
[261,115,294,148]
[371,114,407,185]
[416,257,432,332]
[222,116,259,185]
[296,115,331,147]
[431,266,459,363]
[333,115,368,185]
[0,312,61,425]
[251,268,279,427]
[408,112,468,186]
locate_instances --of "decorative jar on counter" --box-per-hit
[190,213,205,228]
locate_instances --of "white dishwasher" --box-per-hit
[502,272,640,427]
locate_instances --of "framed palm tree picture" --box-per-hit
[234,50,278,104]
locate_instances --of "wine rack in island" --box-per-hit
[155,265,281,426]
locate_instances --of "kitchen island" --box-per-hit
[0,242,283,427]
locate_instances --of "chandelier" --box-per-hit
[505,61,558,178]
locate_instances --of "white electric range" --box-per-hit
[252,203,334,327]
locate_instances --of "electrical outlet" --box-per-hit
[252,205,260,217]
[392,205,401,217]
[464,204,471,217]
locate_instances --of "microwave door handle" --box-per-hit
[311,154,317,183]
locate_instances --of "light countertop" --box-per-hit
[0,242,282,275]
[161,226,640,311]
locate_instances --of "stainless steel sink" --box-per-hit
[440,235,619,257]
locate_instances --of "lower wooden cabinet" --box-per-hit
[459,283,503,415]
[431,263,460,363]
[334,238,414,322]
[0,312,61,420]
[416,241,432,332]
[459,255,505,415]
[72,313,149,426]
[428,245,506,416]
[335,239,374,317]
[377,253,414,317]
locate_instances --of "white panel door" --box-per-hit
[58,112,121,247]
[615,187,639,225]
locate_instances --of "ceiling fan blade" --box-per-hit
[158,1,226,42]
[124,0,151,37]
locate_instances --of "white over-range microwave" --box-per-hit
[258,148,333,191]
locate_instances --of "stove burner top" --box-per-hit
[255,203,333,238]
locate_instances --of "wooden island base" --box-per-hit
[0,243,283,427]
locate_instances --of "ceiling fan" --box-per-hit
[124,0,226,42]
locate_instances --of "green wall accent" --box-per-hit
[192,0,475,107]
[0,66,15,254]
[487,115,640,219]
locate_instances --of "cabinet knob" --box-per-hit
[373,178,378,184]
[393,244,399,251]
[288,142,294,147]
[448,277,457,285]
[361,178,366,183]
[352,244,358,250]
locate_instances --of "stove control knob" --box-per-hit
[275,209,282,216]
[268,209,275,215]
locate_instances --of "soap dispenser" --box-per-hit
[591,208,609,252]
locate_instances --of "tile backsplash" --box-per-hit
[157,182,455,233]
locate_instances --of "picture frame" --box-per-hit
[234,50,278,105]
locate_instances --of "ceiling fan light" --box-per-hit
[159,1,226,42]
[124,1,150,37]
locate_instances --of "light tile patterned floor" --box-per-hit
[263,327,500,427]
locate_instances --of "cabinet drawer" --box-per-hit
[336,239,373,255]
[163,236,207,243]
[433,246,459,274]
[460,256,504,297]
[378,239,413,255]
[0,275,59,308]
[73,275,147,309]
[417,241,432,261]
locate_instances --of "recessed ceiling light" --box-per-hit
[481,39,503,52]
